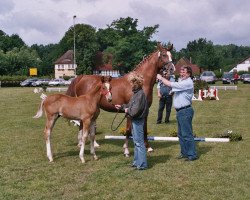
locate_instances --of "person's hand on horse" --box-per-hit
[115,104,121,110]
[157,74,163,81]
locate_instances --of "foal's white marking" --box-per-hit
[46,139,53,162]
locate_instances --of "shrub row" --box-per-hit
[0,80,22,87]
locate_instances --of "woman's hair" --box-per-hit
[128,72,144,88]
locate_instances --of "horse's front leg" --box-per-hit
[89,121,98,160]
[144,117,153,152]
[79,119,90,163]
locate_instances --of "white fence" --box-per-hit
[34,87,68,93]
[209,86,237,90]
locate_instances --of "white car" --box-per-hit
[48,78,66,86]
[64,78,75,85]
[200,71,216,84]
[242,74,250,84]
[32,78,50,86]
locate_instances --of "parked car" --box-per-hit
[242,74,250,84]
[193,75,200,81]
[32,78,50,86]
[240,74,249,82]
[48,78,66,86]
[20,78,39,87]
[222,73,234,84]
[200,71,216,84]
[64,78,75,85]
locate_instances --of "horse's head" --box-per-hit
[157,43,175,75]
[100,76,112,102]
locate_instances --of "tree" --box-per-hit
[100,17,158,73]
[58,24,99,74]
[184,38,221,70]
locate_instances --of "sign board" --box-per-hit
[30,68,37,76]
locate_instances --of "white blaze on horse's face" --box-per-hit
[167,51,172,62]
[104,82,112,102]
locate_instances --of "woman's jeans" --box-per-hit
[132,118,148,169]
[176,107,197,160]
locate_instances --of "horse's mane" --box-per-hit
[131,50,158,72]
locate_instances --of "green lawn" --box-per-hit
[0,83,249,200]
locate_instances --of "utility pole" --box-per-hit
[73,15,76,76]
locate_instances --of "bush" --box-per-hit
[216,130,242,142]
[0,80,22,87]
[194,80,209,94]
[169,130,178,137]
[0,75,27,81]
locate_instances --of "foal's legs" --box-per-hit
[44,114,59,162]
[79,119,91,163]
[78,120,99,148]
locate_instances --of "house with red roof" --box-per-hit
[175,57,203,75]
[93,52,120,77]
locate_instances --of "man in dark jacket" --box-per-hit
[156,72,173,124]
[115,72,148,170]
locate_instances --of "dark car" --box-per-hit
[242,74,250,84]
[20,78,39,87]
[222,73,233,84]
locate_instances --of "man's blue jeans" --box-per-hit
[176,107,197,160]
[132,118,148,169]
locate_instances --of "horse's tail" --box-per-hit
[33,93,47,118]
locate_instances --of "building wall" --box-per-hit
[93,70,120,77]
[55,64,77,78]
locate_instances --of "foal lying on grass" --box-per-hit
[33,76,112,163]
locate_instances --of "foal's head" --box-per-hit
[100,76,112,102]
[157,42,175,75]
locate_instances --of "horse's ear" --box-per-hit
[157,42,163,50]
[167,44,173,51]
[108,76,112,82]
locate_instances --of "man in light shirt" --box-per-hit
[157,66,198,161]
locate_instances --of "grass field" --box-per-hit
[0,83,249,200]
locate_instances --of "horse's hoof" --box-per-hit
[81,159,86,164]
[124,154,130,158]
[94,156,98,160]
[147,147,154,152]
[94,141,100,148]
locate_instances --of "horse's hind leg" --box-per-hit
[123,120,131,157]
[90,120,100,148]
[44,114,59,162]
[77,121,83,147]
[89,121,98,160]
[144,117,153,152]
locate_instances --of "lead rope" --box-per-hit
[111,108,127,131]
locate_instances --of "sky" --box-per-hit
[0,0,250,51]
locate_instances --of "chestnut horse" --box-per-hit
[33,76,112,163]
[66,43,175,156]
